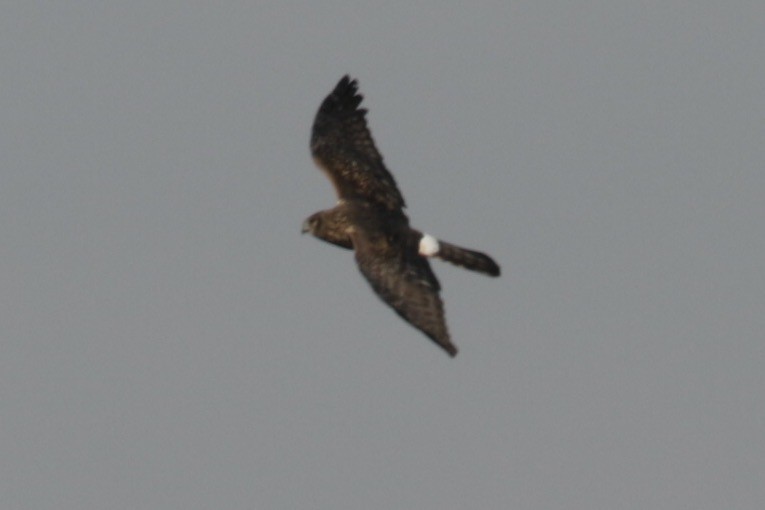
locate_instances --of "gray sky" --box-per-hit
[2,2,764,509]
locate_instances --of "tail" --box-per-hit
[415,232,501,277]
[435,241,500,277]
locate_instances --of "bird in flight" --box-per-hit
[302,76,500,357]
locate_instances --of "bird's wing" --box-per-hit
[351,228,456,357]
[311,75,406,212]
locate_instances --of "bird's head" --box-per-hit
[301,213,321,236]
[301,209,354,250]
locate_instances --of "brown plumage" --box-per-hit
[303,75,500,357]
[311,76,405,212]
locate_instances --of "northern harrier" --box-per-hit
[302,76,500,357]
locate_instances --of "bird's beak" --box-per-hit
[301,219,311,234]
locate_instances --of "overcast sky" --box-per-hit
[2,2,764,509]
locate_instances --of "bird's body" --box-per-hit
[303,76,500,357]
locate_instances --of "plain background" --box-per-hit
[2,2,763,509]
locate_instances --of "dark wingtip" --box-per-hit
[438,338,459,357]
[426,331,458,357]
[334,74,359,96]
[319,75,363,115]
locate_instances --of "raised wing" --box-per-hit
[311,76,406,212]
[351,228,457,357]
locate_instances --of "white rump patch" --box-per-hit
[418,233,440,257]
